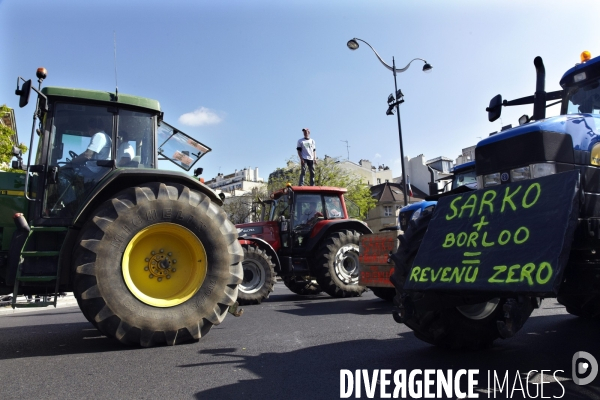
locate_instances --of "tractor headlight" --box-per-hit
[591,143,600,166]
[511,163,556,181]
[531,163,556,178]
[510,166,531,182]
[411,208,422,222]
[483,173,501,187]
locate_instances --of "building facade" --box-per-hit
[205,167,265,195]
[332,157,393,185]
[365,182,426,232]
[396,154,453,196]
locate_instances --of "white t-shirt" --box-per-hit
[117,142,135,165]
[297,137,316,160]
[86,131,112,173]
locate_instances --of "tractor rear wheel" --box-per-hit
[237,245,276,305]
[314,230,366,298]
[73,182,243,347]
[391,211,535,349]
[282,276,322,295]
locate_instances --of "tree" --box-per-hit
[0,105,27,172]
[222,195,254,224]
[267,155,377,220]
[222,187,269,224]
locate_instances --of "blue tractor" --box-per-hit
[391,51,600,349]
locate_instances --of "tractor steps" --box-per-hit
[11,226,68,309]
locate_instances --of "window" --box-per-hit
[384,206,393,216]
[324,195,343,219]
[271,196,290,220]
[294,194,323,227]
[377,178,381,184]
[44,103,114,218]
[117,109,154,168]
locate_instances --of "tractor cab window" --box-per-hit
[451,169,477,190]
[345,197,360,219]
[158,121,211,171]
[293,194,323,228]
[117,110,154,168]
[567,80,600,114]
[260,200,274,222]
[324,195,343,219]
[44,103,114,218]
[271,197,290,221]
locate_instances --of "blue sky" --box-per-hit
[2,0,599,182]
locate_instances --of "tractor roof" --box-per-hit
[270,186,347,200]
[41,86,161,113]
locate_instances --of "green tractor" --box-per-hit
[1,68,243,347]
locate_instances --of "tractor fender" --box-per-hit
[305,219,372,253]
[72,169,221,229]
[238,236,282,273]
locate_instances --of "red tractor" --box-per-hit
[235,185,372,304]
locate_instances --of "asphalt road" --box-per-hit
[0,284,599,400]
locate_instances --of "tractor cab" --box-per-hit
[15,78,211,222]
[268,186,354,252]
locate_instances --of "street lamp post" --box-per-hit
[347,38,432,206]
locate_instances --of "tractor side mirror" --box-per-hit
[11,160,23,170]
[487,94,503,122]
[428,182,438,196]
[16,79,32,108]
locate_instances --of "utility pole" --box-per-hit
[341,140,350,160]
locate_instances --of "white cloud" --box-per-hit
[375,153,382,159]
[178,107,222,126]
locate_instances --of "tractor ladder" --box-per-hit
[11,226,68,308]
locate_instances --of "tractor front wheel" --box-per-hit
[73,182,243,347]
[237,245,276,305]
[391,210,535,349]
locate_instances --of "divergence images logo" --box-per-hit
[572,351,598,386]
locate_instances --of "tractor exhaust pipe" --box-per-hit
[532,56,546,121]
[427,165,438,195]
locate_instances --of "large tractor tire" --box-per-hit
[391,211,536,350]
[73,182,243,347]
[237,245,276,305]
[282,276,322,295]
[371,287,396,302]
[314,229,366,298]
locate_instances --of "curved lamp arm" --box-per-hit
[348,38,430,73]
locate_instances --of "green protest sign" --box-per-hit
[403,170,580,296]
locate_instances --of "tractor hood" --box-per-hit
[475,114,600,176]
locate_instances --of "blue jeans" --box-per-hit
[299,159,315,186]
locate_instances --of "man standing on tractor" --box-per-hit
[297,127,317,186]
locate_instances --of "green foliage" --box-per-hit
[0,105,27,171]
[267,155,377,220]
[222,186,269,224]
[345,182,378,220]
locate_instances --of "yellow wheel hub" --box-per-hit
[122,223,207,307]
